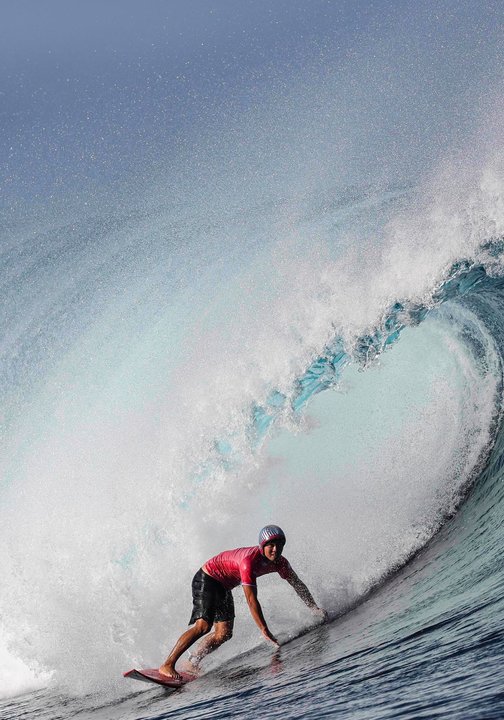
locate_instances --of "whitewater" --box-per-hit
[2,3,504,718]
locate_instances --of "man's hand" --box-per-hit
[311,606,329,622]
[287,572,327,621]
[243,584,280,646]
[261,627,280,647]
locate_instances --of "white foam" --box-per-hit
[0,637,50,699]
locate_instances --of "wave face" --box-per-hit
[2,164,504,718]
[2,4,504,718]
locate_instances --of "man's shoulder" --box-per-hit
[277,555,294,577]
[225,546,260,562]
[241,545,261,560]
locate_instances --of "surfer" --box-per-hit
[159,525,327,680]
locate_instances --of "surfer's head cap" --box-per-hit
[258,525,286,552]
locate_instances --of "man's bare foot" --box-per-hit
[158,663,181,681]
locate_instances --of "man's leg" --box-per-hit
[159,618,211,680]
[187,619,234,669]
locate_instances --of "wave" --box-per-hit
[1,160,504,702]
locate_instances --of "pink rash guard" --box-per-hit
[202,546,294,590]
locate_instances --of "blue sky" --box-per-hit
[1,1,502,204]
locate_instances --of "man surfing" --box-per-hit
[159,525,327,680]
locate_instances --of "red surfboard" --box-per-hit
[123,668,197,688]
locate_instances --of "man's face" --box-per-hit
[263,540,285,562]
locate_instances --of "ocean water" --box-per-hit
[2,3,504,718]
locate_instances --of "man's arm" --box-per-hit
[287,571,328,620]
[242,584,280,646]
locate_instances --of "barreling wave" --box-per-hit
[2,178,504,707]
[212,240,504,489]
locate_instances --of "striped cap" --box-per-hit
[258,525,286,550]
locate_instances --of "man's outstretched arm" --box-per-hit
[242,584,280,646]
[287,571,328,619]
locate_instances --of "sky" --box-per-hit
[1,1,503,205]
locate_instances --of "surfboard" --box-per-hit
[123,668,197,688]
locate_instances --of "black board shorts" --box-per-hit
[189,568,235,625]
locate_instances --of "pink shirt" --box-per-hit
[202,546,294,590]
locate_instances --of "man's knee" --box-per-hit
[193,618,211,636]
[215,626,233,643]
